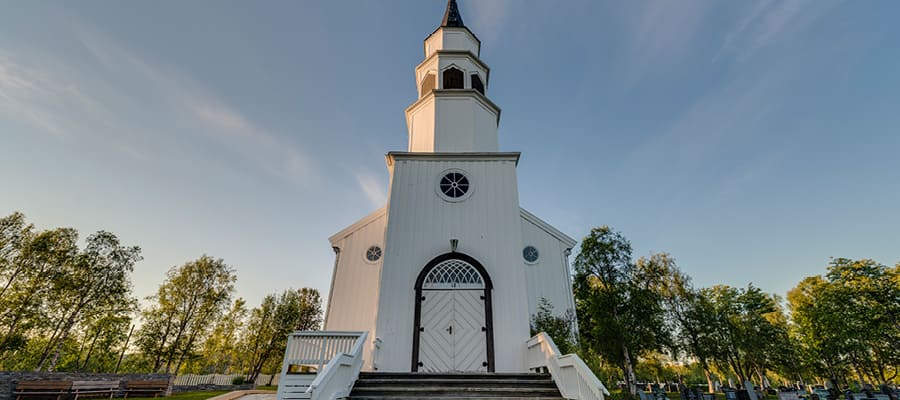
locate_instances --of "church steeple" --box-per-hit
[441,0,464,28]
[404,0,500,153]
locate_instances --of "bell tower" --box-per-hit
[405,0,501,153]
[317,0,580,376]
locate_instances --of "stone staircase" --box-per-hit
[349,372,564,400]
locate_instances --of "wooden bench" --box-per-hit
[71,381,120,400]
[123,380,169,399]
[13,380,73,400]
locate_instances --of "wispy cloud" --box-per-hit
[77,27,316,183]
[716,0,841,62]
[0,50,111,138]
[0,19,315,183]
[621,0,838,182]
[354,171,387,209]
[616,1,715,85]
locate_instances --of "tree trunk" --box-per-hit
[114,325,134,374]
[704,367,714,393]
[756,368,766,397]
[622,344,638,396]
[80,329,102,371]
[35,316,69,371]
[47,309,82,372]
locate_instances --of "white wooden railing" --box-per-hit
[527,332,610,400]
[276,331,367,400]
[305,331,368,400]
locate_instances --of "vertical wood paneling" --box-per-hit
[521,216,578,320]
[375,157,531,372]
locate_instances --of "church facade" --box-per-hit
[322,0,577,374]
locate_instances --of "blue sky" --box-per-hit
[1,0,898,309]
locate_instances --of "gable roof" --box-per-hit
[328,206,387,246]
[520,207,577,249]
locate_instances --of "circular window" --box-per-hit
[440,172,469,199]
[365,246,382,262]
[439,172,469,199]
[523,246,539,263]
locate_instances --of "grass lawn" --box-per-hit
[256,386,277,391]
[127,391,230,400]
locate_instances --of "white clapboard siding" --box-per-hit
[521,208,578,328]
[375,154,532,372]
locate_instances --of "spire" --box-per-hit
[441,0,465,28]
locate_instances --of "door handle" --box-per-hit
[446,325,453,335]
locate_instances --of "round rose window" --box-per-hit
[439,172,469,198]
[365,246,382,262]
[523,246,539,263]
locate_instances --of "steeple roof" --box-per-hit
[441,0,465,27]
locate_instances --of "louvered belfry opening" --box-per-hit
[443,67,464,89]
[471,74,485,94]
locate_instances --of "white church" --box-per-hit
[278,2,607,399]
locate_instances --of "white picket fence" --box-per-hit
[173,373,280,386]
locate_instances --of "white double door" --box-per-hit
[419,289,487,372]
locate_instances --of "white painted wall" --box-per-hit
[407,99,435,152]
[424,27,480,58]
[323,207,386,370]
[406,92,498,153]
[520,209,578,324]
[433,95,498,152]
[374,154,532,372]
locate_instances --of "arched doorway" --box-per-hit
[412,253,494,372]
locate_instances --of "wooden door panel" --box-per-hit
[419,291,454,372]
[452,290,487,372]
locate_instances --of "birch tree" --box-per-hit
[136,255,236,373]
[243,288,321,382]
[573,226,671,396]
[34,231,141,371]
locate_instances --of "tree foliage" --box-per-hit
[788,258,900,386]
[0,212,140,372]
[530,297,576,355]
[573,226,672,396]
[242,288,322,382]
[135,255,236,373]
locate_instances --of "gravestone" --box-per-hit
[745,380,760,400]
[779,390,801,400]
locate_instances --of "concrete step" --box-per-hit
[357,372,552,381]
[350,397,566,400]
[354,378,556,387]
[350,372,562,400]
[351,387,562,396]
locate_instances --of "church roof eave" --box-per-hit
[328,206,388,246]
[385,151,520,168]
[423,0,481,50]
[520,207,577,249]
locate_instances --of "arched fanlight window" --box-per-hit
[443,67,464,89]
[471,74,485,95]
[422,259,484,289]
